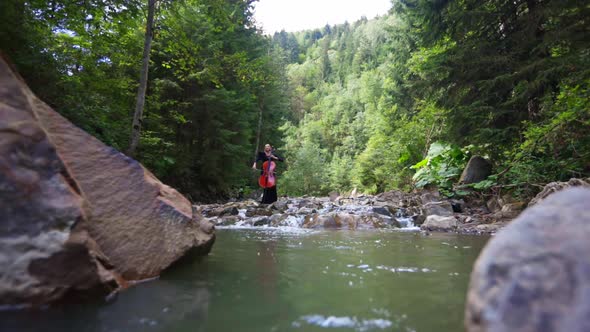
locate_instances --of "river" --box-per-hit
[2,228,489,332]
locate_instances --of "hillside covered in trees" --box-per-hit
[275,0,589,198]
[2,0,588,201]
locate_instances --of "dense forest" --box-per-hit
[1,0,588,201]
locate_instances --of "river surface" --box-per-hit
[2,228,489,332]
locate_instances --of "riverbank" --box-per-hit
[198,178,590,235]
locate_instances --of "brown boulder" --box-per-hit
[303,214,340,228]
[33,80,215,281]
[302,212,398,229]
[465,188,590,332]
[335,213,358,229]
[0,57,214,306]
[354,213,394,229]
[0,58,117,306]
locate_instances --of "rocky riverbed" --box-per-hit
[196,189,515,234]
[201,178,590,235]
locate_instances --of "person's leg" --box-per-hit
[261,187,271,204]
[268,186,278,203]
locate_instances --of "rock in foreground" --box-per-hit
[0,57,214,307]
[465,188,590,332]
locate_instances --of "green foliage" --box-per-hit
[6,0,588,200]
[411,142,470,196]
[502,82,590,189]
[1,0,289,201]
[274,0,588,198]
[281,142,328,196]
[471,176,498,191]
[395,0,590,151]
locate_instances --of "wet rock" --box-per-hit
[359,214,400,229]
[301,212,398,230]
[269,200,289,212]
[336,197,353,206]
[35,92,215,281]
[0,57,214,306]
[205,206,238,217]
[371,206,393,217]
[208,188,518,234]
[217,216,240,226]
[269,214,288,227]
[0,59,119,306]
[297,207,317,215]
[459,156,492,184]
[420,215,458,232]
[223,206,239,216]
[252,217,270,227]
[245,207,273,217]
[322,202,337,212]
[413,214,426,226]
[528,178,590,207]
[303,214,340,229]
[335,213,358,229]
[232,200,256,210]
[465,188,590,332]
[357,197,372,205]
[296,199,312,208]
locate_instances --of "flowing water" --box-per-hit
[2,228,489,332]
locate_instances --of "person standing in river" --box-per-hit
[252,143,284,204]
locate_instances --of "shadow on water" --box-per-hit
[1,229,489,332]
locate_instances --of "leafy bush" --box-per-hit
[411,142,470,196]
[498,82,590,197]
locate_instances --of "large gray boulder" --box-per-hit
[460,156,492,184]
[465,188,590,332]
[0,56,215,306]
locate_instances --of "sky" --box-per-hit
[253,0,392,34]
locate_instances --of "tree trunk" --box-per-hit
[253,97,264,161]
[128,0,156,157]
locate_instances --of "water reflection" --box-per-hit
[1,229,489,332]
[257,240,279,304]
[1,277,211,332]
